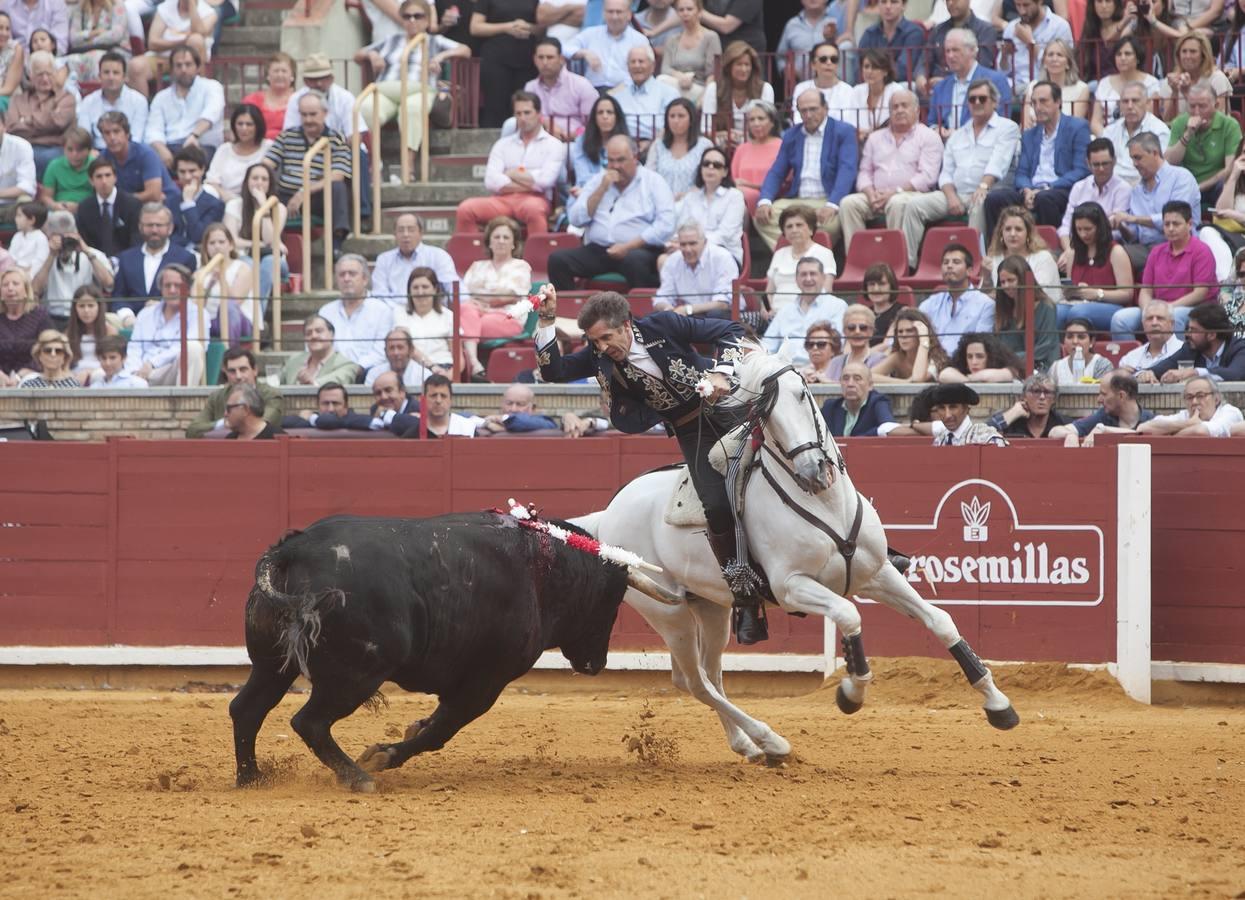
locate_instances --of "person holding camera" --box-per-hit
[30,210,115,329]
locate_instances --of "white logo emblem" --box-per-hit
[961,496,990,542]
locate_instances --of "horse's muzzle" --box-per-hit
[794,456,831,495]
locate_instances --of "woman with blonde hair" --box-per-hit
[0,268,46,387]
[1158,31,1232,117]
[1022,40,1090,127]
[981,205,1062,303]
[19,329,80,387]
[870,308,950,384]
[730,100,781,215]
[656,0,720,103]
[241,52,298,137]
[459,216,532,381]
[701,41,774,147]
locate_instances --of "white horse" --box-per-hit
[572,347,1018,764]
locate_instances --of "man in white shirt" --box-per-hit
[0,117,36,223]
[416,372,484,437]
[124,264,206,385]
[371,212,458,305]
[317,254,394,372]
[31,211,115,320]
[653,222,737,318]
[364,327,435,388]
[561,0,649,91]
[1001,0,1073,90]
[898,79,1019,269]
[918,243,996,355]
[1103,82,1171,186]
[1119,301,1183,374]
[761,256,847,361]
[454,91,567,237]
[77,51,150,151]
[1137,376,1243,437]
[283,53,369,138]
[609,45,680,145]
[144,45,225,168]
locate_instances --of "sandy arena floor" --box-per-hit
[1,659,1242,899]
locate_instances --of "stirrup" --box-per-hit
[732,604,768,645]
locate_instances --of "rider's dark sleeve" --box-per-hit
[649,311,746,364]
[537,335,598,383]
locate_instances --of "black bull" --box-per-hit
[229,512,632,792]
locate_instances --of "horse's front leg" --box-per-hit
[778,573,873,715]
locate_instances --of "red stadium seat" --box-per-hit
[902,225,982,291]
[1036,225,1060,253]
[485,346,538,383]
[1093,340,1140,366]
[836,230,909,295]
[523,233,579,283]
[556,289,593,320]
[446,232,487,273]
[629,288,657,317]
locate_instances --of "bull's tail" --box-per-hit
[252,546,345,681]
[568,511,604,539]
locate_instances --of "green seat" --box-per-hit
[205,340,227,386]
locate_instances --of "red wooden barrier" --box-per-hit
[0,438,1230,672]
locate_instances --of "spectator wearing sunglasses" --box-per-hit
[799,321,842,384]
[821,303,886,382]
[18,329,80,388]
[788,41,854,126]
[762,255,847,360]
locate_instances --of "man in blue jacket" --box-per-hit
[983,80,1090,240]
[110,202,198,312]
[820,362,899,437]
[754,87,858,250]
[925,27,1012,136]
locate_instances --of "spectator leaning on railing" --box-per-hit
[986,372,1069,438]
[1140,302,1245,383]
[820,362,900,438]
[186,347,283,438]
[1049,368,1155,440]
[1119,300,1182,374]
[1137,376,1243,437]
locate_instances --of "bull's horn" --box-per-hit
[625,569,684,606]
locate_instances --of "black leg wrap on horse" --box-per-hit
[887,547,911,576]
[949,639,989,685]
[841,632,870,678]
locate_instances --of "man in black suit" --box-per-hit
[534,286,772,644]
[1141,304,1245,384]
[75,158,142,258]
[820,362,899,437]
[282,382,373,431]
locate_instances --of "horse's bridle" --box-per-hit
[749,364,835,476]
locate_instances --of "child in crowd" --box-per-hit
[1047,318,1113,386]
[88,335,148,388]
[8,202,49,276]
[39,128,96,213]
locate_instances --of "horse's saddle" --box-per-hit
[663,425,755,527]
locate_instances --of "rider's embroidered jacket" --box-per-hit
[536,311,745,433]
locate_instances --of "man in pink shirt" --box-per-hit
[1109,199,1215,339]
[453,91,568,237]
[524,37,598,140]
[836,89,944,250]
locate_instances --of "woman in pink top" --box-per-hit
[459,217,531,381]
[241,52,297,137]
[730,99,781,215]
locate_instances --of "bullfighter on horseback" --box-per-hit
[533,287,771,644]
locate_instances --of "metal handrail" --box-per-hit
[300,135,333,292]
[252,195,283,351]
[397,32,431,185]
[351,83,382,236]
[188,253,227,384]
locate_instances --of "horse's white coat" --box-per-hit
[574,349,1015,760]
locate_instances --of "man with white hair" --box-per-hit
[1102,82,1171,185]
[899,78,1019,269]
[1138,376,1243,437]
[561,0,649,91]
[264,91,352,249]
[925,28,1012,136]
[1164,82,1242,207]
[317,254,393,372]
[914,0,996,97]
[610,44,680,144]
[125,264,205,386]
[654,222,737,318]
[837,89,943,250]
[820,362,899,437]
[1119,300,1183,374]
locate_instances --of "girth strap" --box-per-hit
[759,463,865,596]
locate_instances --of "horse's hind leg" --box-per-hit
[859,563,1019,730]
[779,573,873,714]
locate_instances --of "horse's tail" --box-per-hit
[568,511,604,539]
[251,536,344,681]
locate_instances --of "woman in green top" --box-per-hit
[993,254,1059,373]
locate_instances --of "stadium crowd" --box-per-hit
[4,0,1245,441]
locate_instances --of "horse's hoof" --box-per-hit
[985,705,1020,731]
[357,743,393,773]
[744,751,766,765]
[764,753,789,768]
[835,683,863,715]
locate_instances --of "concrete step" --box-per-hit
[380,181,488,205]
[341,233,396,257]
[428,128,503,156]
[238,6,290,26]
[217,25,281,49]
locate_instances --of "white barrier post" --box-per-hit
[1115,442,1152,704]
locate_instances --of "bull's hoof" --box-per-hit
[350,777,377,794]
[835,683,863,715]
[357,743,395,773]
[235,770,264,789]
[985,705,1020,731]
[403,718,430,742]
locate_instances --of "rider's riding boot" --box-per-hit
[887,548,911,576]
[706,526,768,645]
